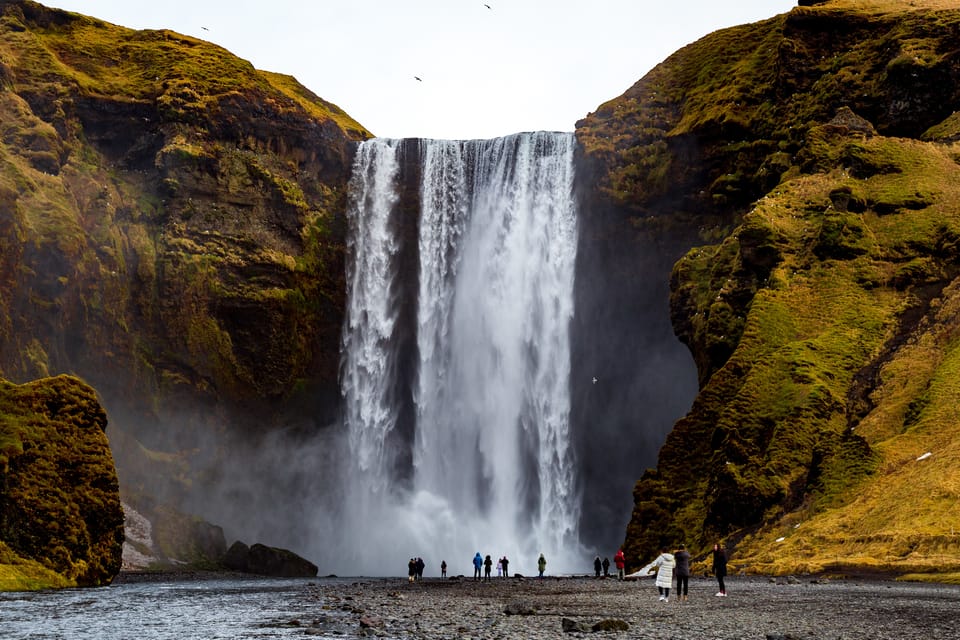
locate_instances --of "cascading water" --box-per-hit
[338,132,581,576]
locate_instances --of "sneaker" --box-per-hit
[722,592,728,597]
[715,592,723,597]
[663,598,668,603]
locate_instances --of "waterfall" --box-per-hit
[338,132,581,576]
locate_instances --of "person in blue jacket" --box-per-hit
[473,552,483,580]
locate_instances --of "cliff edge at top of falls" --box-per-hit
[576,0,960,579]
[0,0,372,573]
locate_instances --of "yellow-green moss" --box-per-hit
[0,375,123,589]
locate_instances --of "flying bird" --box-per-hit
[484,3,491,9]
[592,377,597,384]
[414,76,422,82]
[201,26,209,31]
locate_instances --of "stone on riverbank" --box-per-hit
[222,541,317,577]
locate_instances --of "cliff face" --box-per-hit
[0,374,122,589]
[577,0,960,576]
[0,0,369,513]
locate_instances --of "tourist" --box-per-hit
[712,542,728,596]
[415,557,425,581]
[441,559,447,578]
[484,554,493,581]
[674,544,691,602]
[602,556,611,577]
[594,555,602,577]
[473,552,483,580]
[639,547,676,602]
[614,548,625,580]
[537,553,547,577]
[501,556,509,578]
[497,557,502,577]
[408,558,416,583]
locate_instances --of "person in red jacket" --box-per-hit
[614,548,626,580]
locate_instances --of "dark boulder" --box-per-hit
[222,541,251,572]
[593,619,630,632]
[222,540,318,577]
[561,618,591,633]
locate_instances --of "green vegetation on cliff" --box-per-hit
[0,374,123,589]
[578,0,960,577]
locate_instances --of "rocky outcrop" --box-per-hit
[577,0,960,575]
[0,374,123,587]
[222,540,318,577]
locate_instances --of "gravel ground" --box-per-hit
[301,573,960,639]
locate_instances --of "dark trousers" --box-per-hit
[677,575,689,595]
[717,575,726,593]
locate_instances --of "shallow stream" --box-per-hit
[0,576,352,639]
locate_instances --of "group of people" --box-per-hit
[635,542,728,602]
[592,550,631,579]
[411,553,548,580]
[592,555,611,577]
[471,553,512,580]
[406,557,426,582]
[407,543,730,594]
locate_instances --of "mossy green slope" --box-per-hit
[0,374,123,589]
[0,0,370,514]
[577,0,960,576]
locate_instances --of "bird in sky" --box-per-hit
[414,76,422,82]
[201,26,209,31]
[592,377,598,384]
[484,3,491,9]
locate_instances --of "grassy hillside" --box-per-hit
[577,0,960,577]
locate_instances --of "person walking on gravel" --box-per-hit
[639,547,676,602]
[712,542,728,596]
[537,553,547,577]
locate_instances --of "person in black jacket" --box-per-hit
[712,542,728,596]
[674,544,691,602]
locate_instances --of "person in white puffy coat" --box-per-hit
[639,547,676,602]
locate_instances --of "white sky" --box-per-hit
[49,1,796,140]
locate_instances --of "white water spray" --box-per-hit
[337,132,581,576]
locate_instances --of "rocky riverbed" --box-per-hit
[288,573,960,639]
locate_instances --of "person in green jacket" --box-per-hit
[537,553,547,577]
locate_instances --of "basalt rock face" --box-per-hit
[222,540,318,577]
[577,0,960,574]
[0,375,123,588]
[0,0,369,528]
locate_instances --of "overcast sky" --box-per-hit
[49,1,796,140]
